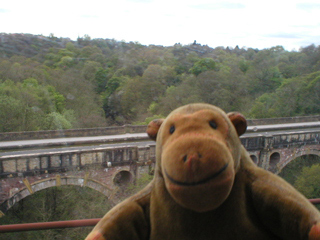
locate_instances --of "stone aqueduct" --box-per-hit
[241,132,320,173]
[0,144,156,215]
[0,116,320,216]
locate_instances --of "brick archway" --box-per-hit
[0,176,114,215]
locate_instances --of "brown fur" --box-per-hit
[85,103,320,240]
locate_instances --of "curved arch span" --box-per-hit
[0,176,115,215]
[277,149,320,174]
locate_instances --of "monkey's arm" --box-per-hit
[249,167,320,240]
[85,185,152,240]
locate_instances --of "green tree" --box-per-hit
[0,186,112,240]
[196,68,250,113]
[171,45,199,74]
[239,59,249,73]
[82,61,102,81]
[0,95,24,132]
[65,42,78,54]
[105,76,122,96]
[101,76,124,123]
[279,155,320,185]
[0,78,71,131]
[94,67,110,94]
[301,72,320,114]
[56,56,74,68]
[53,69,106,128]
[103,91,124,123]
[43,112,72,130]
[117,65,167,121]
[300,44,320,72]
[294,164,320,199]
[247,66,283,95]
[248,93,277,118]
[189,58,216,76]
[248,71,320,118]
[157,76,202,115]
[80,46,102,58]
[2,33,320,128]
[272,78,304,117]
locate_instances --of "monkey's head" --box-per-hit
[147,103,247,212]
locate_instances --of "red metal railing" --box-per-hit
[309,198,320,204]
[1,199,320,233]
[0,218,100,233]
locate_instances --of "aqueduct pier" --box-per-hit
[0,117,320,215]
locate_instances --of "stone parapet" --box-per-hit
[1,115,319,141]
[0,125,147,141]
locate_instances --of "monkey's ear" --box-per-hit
[147,119,164,141]
[227,112,247,136]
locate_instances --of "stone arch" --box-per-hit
[250,155,258,165]
[113,170,133,186]
[268,152,281,171]
[277,149,320,173]
[0,176,114,215]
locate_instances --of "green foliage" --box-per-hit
[248,71,320,118]
[22,77,39,87]
[0,78,70,131]
[1,33,320,130]
[82,61,102,81]
[105,75,122,96]
[0,186,112,240]
[302,72,320,114]
[120,173,154,199]
[148,101,158,115]
[94,67,110,94]
[156,77,202,115]
[249,93,277,118]
[294,164,320,199]
[279,155,320,209]
[247,66,283,96]
[189,58,216,76]
[43,112,72,130]
[47,85,66,113]
[57,56,74,68]
[0,95,24,132]
[2,34,320,239]
[239,59,249,73]
[279,155,320,185]
[133,114,165,125]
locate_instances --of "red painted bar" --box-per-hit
[309,198,320,204]
[1,199,320,233]
[0,218,100,233]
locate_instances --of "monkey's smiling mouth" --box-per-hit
[165,163,229,186]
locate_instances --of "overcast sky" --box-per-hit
[1,0,320,50]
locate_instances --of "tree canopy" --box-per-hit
[1,33,320,131]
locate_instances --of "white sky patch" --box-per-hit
[0,0,319,50]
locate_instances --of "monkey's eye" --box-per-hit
[169,125,175,134]
[209,120,217,129]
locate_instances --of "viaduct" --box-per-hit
[0,115,320,216]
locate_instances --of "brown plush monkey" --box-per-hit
[85,103,320,240]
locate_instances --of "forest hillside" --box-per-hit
[1,33,320,132]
